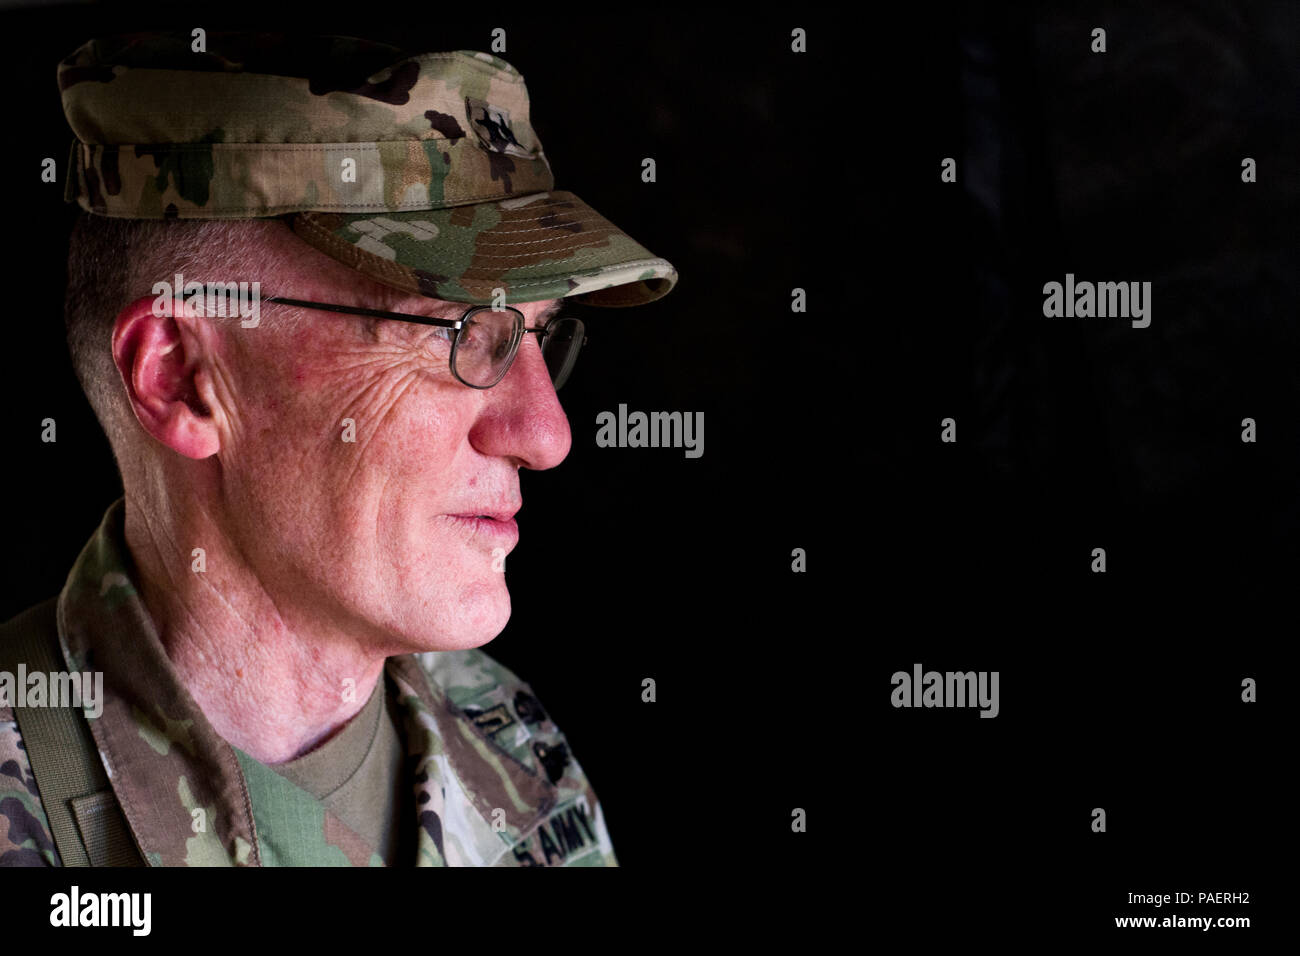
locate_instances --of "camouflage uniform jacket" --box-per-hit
[0,499,617,866]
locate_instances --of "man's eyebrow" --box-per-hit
[352,298,461,337]
[535,299,565,325]
[376,296,461,320]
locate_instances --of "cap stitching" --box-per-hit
[302,216,635,269]
[387,219,618,247]
[483,261,675,288]
[297,214,671,287]
[460,248,665,268]
[471,235,617,253]
[420,234,617,256]
[298,207,618,236]
[320,209,613,234]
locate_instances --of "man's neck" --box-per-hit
[123,498,385,765]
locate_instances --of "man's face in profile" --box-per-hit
[176,222,572,654]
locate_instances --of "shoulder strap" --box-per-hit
[0,598,142,866]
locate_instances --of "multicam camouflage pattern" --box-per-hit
[60,36,553,218]
[0,499,617,867]
[59,32,677,306]
[295,193,677,305]
[0,708,52,865]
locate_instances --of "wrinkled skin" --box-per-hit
[113,220,571,763]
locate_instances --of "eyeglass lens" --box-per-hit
[452,309,585,390]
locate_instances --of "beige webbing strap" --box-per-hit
[0,598,141,866]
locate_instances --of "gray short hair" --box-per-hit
[63,214,301,472]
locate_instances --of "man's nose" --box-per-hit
[467,332,572,470]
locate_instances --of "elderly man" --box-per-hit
[0,32,674,867]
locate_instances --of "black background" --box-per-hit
[1,0,1289,942]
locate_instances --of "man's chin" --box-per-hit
[399,585,511,653]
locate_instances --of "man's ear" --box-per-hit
[112,295,222,460]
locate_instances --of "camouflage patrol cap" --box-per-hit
[58,32,677,307]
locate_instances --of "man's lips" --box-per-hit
[442,509,520,545]
[447,508,519,522]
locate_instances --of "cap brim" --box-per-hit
[290,190,676,308]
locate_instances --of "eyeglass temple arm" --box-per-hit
[263,296,462,329]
